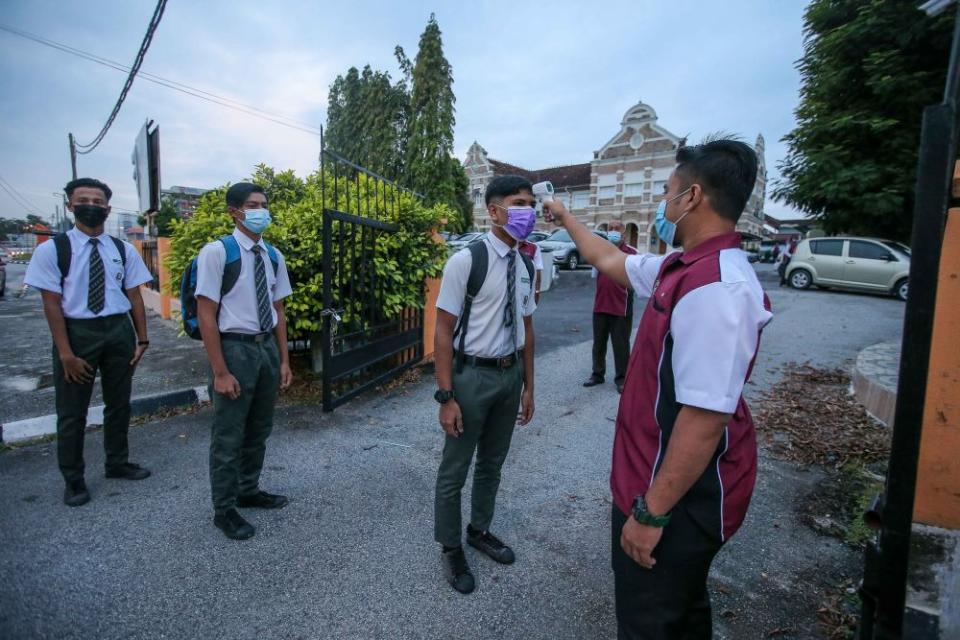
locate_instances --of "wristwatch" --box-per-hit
[631,495,671,528]
[434,389,455,404]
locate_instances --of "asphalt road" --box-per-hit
[0,260,906,639]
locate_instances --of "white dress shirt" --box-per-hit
[195,228,293,334]
[436,232,537,358]
[24,226,153,319]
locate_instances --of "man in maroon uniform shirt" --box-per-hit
[584,220,637,394]
[546,139,771,639]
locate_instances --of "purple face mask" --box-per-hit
[496,205,536,241]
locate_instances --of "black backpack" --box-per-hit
[453,240,534,373]
[53,232,127,289]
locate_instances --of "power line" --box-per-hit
[73,0,167,154]
[0,174,47,216]
[0,23,324,137]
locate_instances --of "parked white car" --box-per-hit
[786,237,910,301]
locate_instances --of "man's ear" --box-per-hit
[688,184,704,209]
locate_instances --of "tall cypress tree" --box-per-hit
[403,14,472,229]
[773,0,953,241]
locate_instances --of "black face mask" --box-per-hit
[73,204,108,228]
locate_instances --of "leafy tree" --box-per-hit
[0,217,23,240]
[324,15,472,232]
[153,196,179,237]
[773,0,954,241]
[24,214,47,228]
[326,66,409,177]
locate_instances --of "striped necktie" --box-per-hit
[504,250,517,353]
[87,238,105,314]
[252,245,272,332]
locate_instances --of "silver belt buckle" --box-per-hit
[254,333,266,343]
[498,356,512,369]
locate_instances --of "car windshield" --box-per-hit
[548,230,572,242]
[882,241,910,257]
[455,233,479,241]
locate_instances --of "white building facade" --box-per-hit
[464,100,767,253]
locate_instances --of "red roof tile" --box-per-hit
[488,158,592,190]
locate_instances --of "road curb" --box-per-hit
[0,384,210,445]
[851,341,899,427]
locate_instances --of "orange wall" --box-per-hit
[914,206,960,528]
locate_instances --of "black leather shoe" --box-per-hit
[442,546,475,594]
[237,490,288,509]
[617,384,624,394]
[213,509,255,540]
[105,463,151,480]
[582,376,604,387]
[467,525,515,565]
[63,480,90,507]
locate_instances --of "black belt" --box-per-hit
[456,351,522,369]
[220,332,272,343]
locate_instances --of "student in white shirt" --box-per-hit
[24,178,154,507]
[194,182,293,541]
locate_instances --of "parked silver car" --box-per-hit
[446,232,484,251]
[539,229,609,270]
[786,237,910,301]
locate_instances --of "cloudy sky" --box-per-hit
[0,0,808,223]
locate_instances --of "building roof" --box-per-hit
[488,159,592,190]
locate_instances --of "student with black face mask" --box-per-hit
[24,178,154,507]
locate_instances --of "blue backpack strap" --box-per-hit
[219,235,242,297]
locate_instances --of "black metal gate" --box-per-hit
[319,148,424,411]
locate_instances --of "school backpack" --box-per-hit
[53,232,128,289]
[454,239,534,373]
[180,234,279,339]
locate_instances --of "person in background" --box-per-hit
[545,139,772,638]
[778,238,796,286]
[24,177,154,507]
[583,219,637,394]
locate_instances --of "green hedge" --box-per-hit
[165,165,451,339]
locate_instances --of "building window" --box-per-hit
[599,186,616,199]
[623,183,643,197]
[653,180,667,194]
[472,189,482,206]
[572,192,591,209]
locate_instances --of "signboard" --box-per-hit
[131,120,161,214]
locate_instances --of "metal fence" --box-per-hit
[140,239,160,291]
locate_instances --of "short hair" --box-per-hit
[64,177,112,202]
[674,139,758,223]
[485,175,533,205]
[226,182,266,209]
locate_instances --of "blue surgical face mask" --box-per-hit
[654,188,691,248]
[607,232,622,245]
[241,208,271,234]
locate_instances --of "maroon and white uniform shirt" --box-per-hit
[594,244,638,317]
[612,233,772,542]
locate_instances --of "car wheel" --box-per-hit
[790,269,812,290]
[894,278,908,301]
[567,253,579,270]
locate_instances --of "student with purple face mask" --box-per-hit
[432,175,538,594]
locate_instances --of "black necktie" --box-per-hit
[504,251,517,352]
[252,245,272,332]
[87,238,105,314]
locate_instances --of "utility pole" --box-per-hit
[68,133,77,180]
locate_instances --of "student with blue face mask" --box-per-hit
[194,182,294,540]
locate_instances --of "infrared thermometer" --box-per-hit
[533,181,555,221]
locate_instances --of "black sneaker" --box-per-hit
[63,480,90,507]
[213,508,255,540]
[237,490,288,509]
[442,546,475,594]
[467,525,515,565]
[582,376,604,387]
[105,463,151,480]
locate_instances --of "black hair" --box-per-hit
[226,182,267,209]
[674,139,758,223]
[485,175,533,205]
[64,177,112,202]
